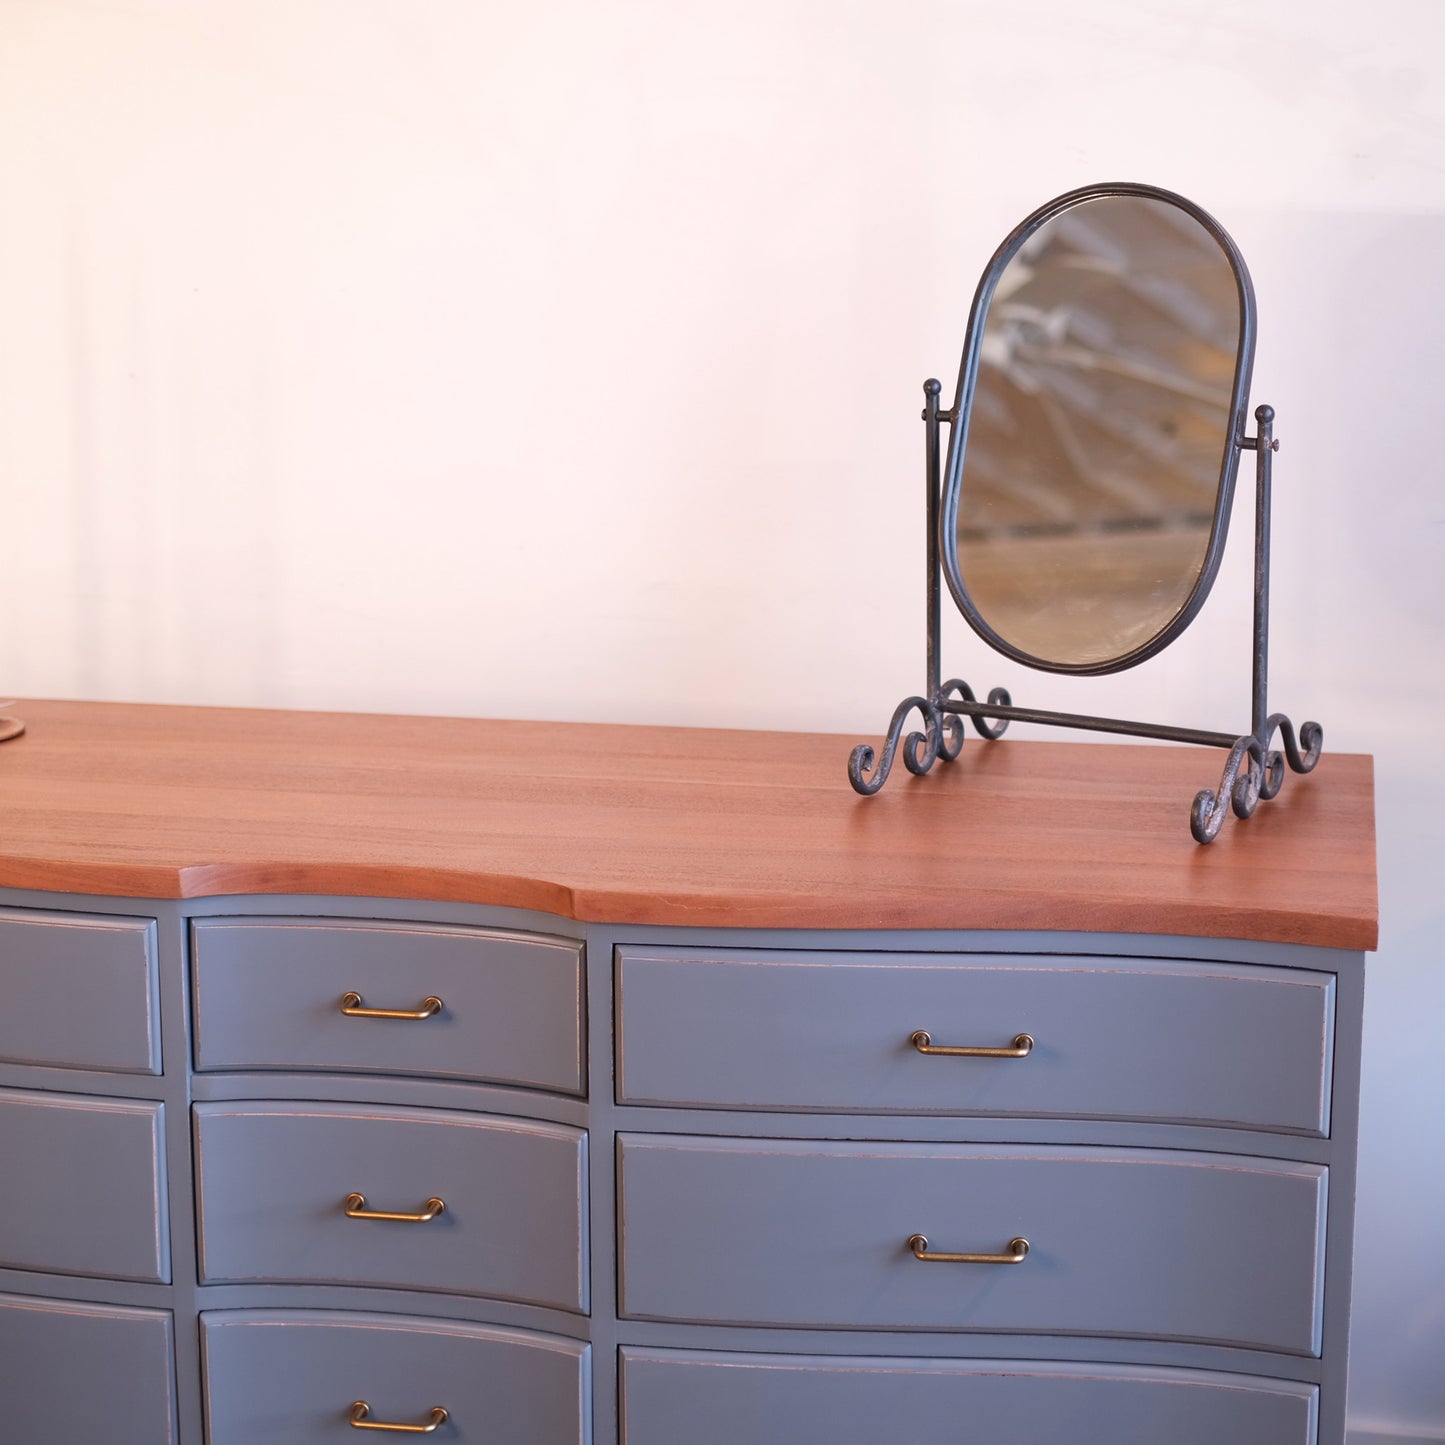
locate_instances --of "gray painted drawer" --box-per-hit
[0,1087,169,1281]
[0,907,159,1073]
[0,1290,176,1445]
[192,917,584,1093]
[619,1348,1318,1445]
[202,1309,589,1444]
[616,947,1334,1133]
[618,1135,1326,1354]
[195,1100,588,1311]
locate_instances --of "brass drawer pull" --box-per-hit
[349,1401,449,1433]
[343,1192,446,1223]
[910,1029,1033,1058]
[908,1232,1030,1264]
[340,992,443,1020]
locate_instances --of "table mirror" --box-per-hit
[848,182,1321,841]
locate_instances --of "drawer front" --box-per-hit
[195,1101,588,1312]
[193,917,584,1093]
[0,1291,176,1445]
[0,908,159,1073]
[620,1348,1318,1445]
[0,1087,169,1282]
[617,947,1334,1133]
[618,1134,1326,1354]
[202,1309,589,1445]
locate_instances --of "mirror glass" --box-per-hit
[949,193,1245,669]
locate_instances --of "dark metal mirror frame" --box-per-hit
[847,182,1322,843]
[941,183,1254,676]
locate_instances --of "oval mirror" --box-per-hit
[940,185,1255,673]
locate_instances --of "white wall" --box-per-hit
[2,1,1442,1432]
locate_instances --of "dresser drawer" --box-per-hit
[0,1087,169,1282]
[617,947,1334,1133]
[195,1101,588,1312]
[192,918,584,1094]
[0,908,159,1073]
[620,1348,1318,1445]
[0,1291,177,1445]
[618,1135,1326,1354]
[202,1309,589,1444]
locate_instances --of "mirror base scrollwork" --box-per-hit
[848,382,1323,843]
[1190,715,1323,844]
[846,683,1010,796]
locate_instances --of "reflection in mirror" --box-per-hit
[954,195,1243,668]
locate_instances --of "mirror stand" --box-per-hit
[847,386,1321,843]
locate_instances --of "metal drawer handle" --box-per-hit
[908,1233,1030,1264]
[340,992,443,1020]
[910,1029,1033,1058]
[343,1192,446,1223]
[349,1401,449,1433]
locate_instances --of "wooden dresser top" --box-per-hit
[0,699,1377,949]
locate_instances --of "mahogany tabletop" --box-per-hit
[0,699,1377,950]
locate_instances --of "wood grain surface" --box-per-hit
[0,700,1377,948]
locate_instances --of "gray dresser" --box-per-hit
[0,700,1378,1443]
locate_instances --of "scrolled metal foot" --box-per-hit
[1269,714,1323,774]
[1190,789,1224,844]
[1232,755,1263,819]
[1254,715,1322,803]
[940,680,1012,740]
[848,696,935,796]
[846,742,887,796]
[1258,748,1286,801]
[1191,714,1324,842]
[849,681,1011,796]
[902,711,942,776]
[1191,737,1260,844]
[938,709,966,762]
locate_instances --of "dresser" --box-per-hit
[0,700,1377,1444]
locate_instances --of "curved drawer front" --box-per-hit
[192,917,584,1093]
[195,1101,588,1311]
[617,947,1334,1133]
[0,908,159,1073]
[0,1291,176,1445]
[618,1135,1326,1354]
[202,1309,589,1445]
[620,1348,1318,1445]
[0,1087,168,1282]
